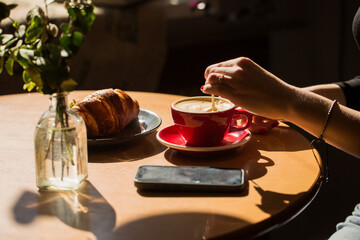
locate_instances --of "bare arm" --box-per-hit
[302,83,347,105]
[202,57,360,158]
[287,87,359,158]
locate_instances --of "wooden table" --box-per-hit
[0,91,321,239]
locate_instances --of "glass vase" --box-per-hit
[34,92,88,191]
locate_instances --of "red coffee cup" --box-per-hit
[171,96,252,147]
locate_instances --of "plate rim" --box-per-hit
[87,109,162,144]
[156,125,251,153]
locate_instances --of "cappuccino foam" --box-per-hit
[174,98,233,113]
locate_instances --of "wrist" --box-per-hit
[285,88,335,137]
[276,85,301,121]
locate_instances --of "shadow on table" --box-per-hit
[251,181,306,215]
[164,142,274,182]
[13,181,116,239]
[163,125,314,222]
[162,124,312,182]
[111,212,252,240]
[88,132,167,163]
[251,125,312,152]
[12,182,254,239]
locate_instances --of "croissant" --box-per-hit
[72,89,140,137]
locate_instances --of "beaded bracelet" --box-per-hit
[318,100,338,140]
[311,99,338,183]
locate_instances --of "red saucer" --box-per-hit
[156,125,251,155]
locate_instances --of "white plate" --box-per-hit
[88,109,161,146]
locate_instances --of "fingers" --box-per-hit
[201,82,233,97]
[204,58,239,79]
[249,115,279,134]
[204,57,252,79]
[202,69,237,101]
[205,72,230,85]
[205,61,233,79]
[205,66,238,82]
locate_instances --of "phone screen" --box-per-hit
[134,165,245,192]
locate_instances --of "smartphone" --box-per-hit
[134,165,245,192]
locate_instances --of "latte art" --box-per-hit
[174,98,233,113]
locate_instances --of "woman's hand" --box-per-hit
[201,57,297,121]
[201,57,360,157]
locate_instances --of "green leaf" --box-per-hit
[19,48,35,60]
[35,57,46,66]
[67,7,77,21]
[14,50,30,69]
[23,81,36,92]
[47,23,58,37]
[25,16,45,43]
[15,25,26,38]
[72,31,84,47]
[5,57,14,75]
[0,56,4,74]
[0,34,14,44]
[23,69,40,92]
[14,39,23,48]
[59,34,71,48]
[67,3,95,34]
[0,0,95,95]
[25,9,34,25]
[60,78,77,91]
[4,37,17,48]
[27,6,46,23]
[60,23,69,33]
[69,99,76,108]
[24,68,43,88]
[10,39,23,52]
[37,6,46,22]
[46,44,61,61]
[36,32,48,49]
[22,70,31,83]
[12,21,19,30]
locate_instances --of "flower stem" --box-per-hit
[56,93,75,166]
[43,92,76,181]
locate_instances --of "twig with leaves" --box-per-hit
[0,0,95,183]
[0,0,95,94]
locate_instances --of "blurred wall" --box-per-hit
[160,0,360,95]
[0,0,359,95]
